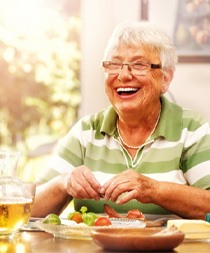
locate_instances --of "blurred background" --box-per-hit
[0,0,209,182]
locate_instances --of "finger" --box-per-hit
[82,169,102,191]
[116,189,139,205]
[70,187,86,199]
[101,170,133,195]
[71,176,101,200]
[81,170,103,199]
[81,183,101,200]
[68,178,91,199]
[103,180,118,200]
[101,174,120,191]
[104,179,130,201]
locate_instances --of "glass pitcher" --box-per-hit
[0,150,35,239]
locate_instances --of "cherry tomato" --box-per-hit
[126,209,145,219]
[94,216,112,226]
[68,212,83,223]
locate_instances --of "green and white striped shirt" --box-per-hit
[38,96,210,214]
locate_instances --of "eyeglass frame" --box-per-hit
[102,61,161,76]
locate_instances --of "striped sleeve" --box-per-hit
[181,110,210,189]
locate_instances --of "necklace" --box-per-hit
[116,112,160,150]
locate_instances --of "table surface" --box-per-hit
[0,231,210,253]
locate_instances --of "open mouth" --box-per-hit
[116,87,139,95]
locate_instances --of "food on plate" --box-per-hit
[82,212,99,226]
[68,206,102,226]
[67,211,83,223]
[126,209,145,219]
[43,213,61,225]
[103,204,121,218]
[167,219,210,239]
[104,204,145,221]
[43,205,146,228]
[94,216,112,226]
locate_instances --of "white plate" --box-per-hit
[35,218,146,240]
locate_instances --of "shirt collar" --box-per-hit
[100,96,183,142]
[155,96,182,141]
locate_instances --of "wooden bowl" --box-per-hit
[91,227,185,252]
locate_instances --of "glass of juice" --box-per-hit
[0,150,36,239]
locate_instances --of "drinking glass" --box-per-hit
[0,150,36,239]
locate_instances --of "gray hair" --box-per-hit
[103,21,177,70]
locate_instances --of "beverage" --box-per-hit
[0,198,33,235]
[0,150,36,238]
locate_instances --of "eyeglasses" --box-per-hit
[102,61,161,76]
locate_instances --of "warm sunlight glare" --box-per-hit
[0,0,60,38]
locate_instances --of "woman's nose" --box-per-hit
[118,65,133,81]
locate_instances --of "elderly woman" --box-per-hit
[32,21,210,219]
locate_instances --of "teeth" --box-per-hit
[117,87,138,92]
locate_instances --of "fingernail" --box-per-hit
[99,188,105,194]
[98,188,104,198]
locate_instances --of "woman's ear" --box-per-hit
[161,69,174,94]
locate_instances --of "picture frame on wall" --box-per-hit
[141,0,210,63]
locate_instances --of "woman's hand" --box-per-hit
[100,169,157,204]
[65,165,102,201]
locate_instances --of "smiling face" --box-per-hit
[104,43,172,118]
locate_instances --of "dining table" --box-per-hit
[1,229,210,253]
